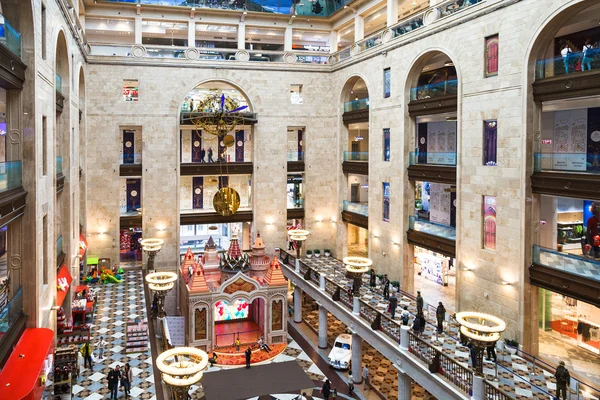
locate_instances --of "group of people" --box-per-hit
[107,364,133,399]
[561,39,597,74]
[195,147,215,163]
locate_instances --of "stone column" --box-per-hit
[284,26,293,51]
[318,304,328,349]
[354,15,364,42]
[387,0,398,27]
[399,325,410,350]
[187,20,195,47]
[238,22,245,50]
[329,30,338,53]
[294,286,303,323]
[134,17,142,44]
[7,219,22,298]
[394,366,412,400]
[351,331,362,383]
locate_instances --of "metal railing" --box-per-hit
[533,245,600,283]
[56,157,63,175]
[0,13,21,58]
[287,151,304,162]
[409,216,456,241]
[0,287,23,336]
[0,161,22,193]
[409,151,457,166]
[484,381,513,400]
[342,200,368,217]
[121,153,142,165]
[533,152,598,174]
[343,151,368,162]
[214,328,260,347]
[536,47,600,79]
[343,98,369,113]
[410,79,458,101]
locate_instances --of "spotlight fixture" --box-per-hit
[371,234,379,239]
[462,266,473,271]
[391,241,399,246]
[501,281,512,286]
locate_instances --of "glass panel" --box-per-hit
[383,128,390,161]
[409,152,456,166]
[483,120,497,166]
[343,200,368,217]
[0,287,24,338]
[56,157,63,175]
[410,79,458,101]
[409,216,456,241]
[287,151,304,162]
[383,68,391,98]
[391,14,424,38]
[343,151,369,162]
[344,98,369,112]
[0,14,22,57]
[533,245,600,283]
[534,153,600,173]
[56,74,63,94]
[536,47,600,79]
[0,161,22,192]
[56,235,64,259]
[436,0,483,19]
[383,182,390,222]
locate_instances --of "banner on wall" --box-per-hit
[553,109,587,171]
[588,107,600,172]
[192,130,203,162]
[383,182,390,222]
[429,183,451,225]
[235,130,245,162]
[426,121,457,165]
[126,179,141,212]
[123,130,135,163]
[192,177,203,209]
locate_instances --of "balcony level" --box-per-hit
[408,80,457,117]
[0,13,25,89]
[407,216,456,258]
[120,153,142,176]
[0,161,27,229]
[531,153,600,200]
[342,99,369,125]
[342,152,368,175]
[341,200,368,230]
[287,151,304,172]
[180,162,253,176]
[407,152,456,185]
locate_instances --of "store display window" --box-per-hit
[414,246,455,287]
[290,84,303,104]
[122,79,138,102]
[483,196,496,250]
[414,181,456,227]
[120,228,142,263]
[287,174,303,209]
[286,128,304,162]
[180,222,250,255]
[383,68,391,98]
[383,182,390,222]
[383,128,390,162]
[483,120,497,166]
[416,117,457,166]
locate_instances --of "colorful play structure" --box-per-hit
[82,261,124,284]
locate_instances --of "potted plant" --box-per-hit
[306,250,313,258]
[504,339,519,355]
[324,249,331,257]
[391,281,400,291]
[314,249,321,258]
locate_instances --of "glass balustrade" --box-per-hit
[0,161,22,193]
[533,245,600,283]
[56,157,63,175]
[343,200,368,217]
[56,235,64,260]
[121,153,142,165]
[534,153,600,173]
[287,151,304,162]
[355,32,383,52]
[343,98,369,113]
[56,74,63,95]
[392,14,424,38]
[343,151,368,162]
[410,79,458,101]
[409,151,456,166]
[0,14,21,58]
[536,48,600,79]
[0,287,24,338]
[409,216,456,241]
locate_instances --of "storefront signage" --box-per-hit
[56,266,73,308]
[541,139,552,145]
[292,44,330,52]
[79,234,88,258]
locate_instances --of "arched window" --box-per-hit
[485,35,499,77]
[483,196,497,250]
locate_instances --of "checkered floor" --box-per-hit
[293,255,600,400]
[45,269,157,400]
[302,300,435,400]
[539,248,600,282]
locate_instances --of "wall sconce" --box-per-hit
[371,234,379,239]
[97,229,106,235]
[316,219,322,223]
[391,241,399,246]
[462,267,473,272]
[501,281,512,286]
[330,218,336,223]
[267,221,274,226]
[156,224,167,232]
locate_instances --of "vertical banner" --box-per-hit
[126,179,141,212]
[192,177,204,209]
[191,130,203,162]
[383,182,390,222]
[417,123,427,163]
[426,121,457,165]
[383,128,390,161]
[553,109,587,171]
[235,130,245,162]
[218,176,229,189]
[450,191,457,227]
[484,121,497,165]
[218,135,226,162]
[587,107,600,172]
[298,129,303,161]
[429,183,451,225]
[123,130,135,164]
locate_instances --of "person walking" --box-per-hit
[95,336,107,360]
[244,347,252,368]
[416,291,424,315]
[485,343,497,362]
[347,372,354,394]
[369,269,376,288]
[362,365,370,390]
[413,311,426,337]
[555,361,570,400]
[436,302,446,333]
[561,43,572,74]
[582,39,594,71]
[382,275,389,300]
[122,363,132,398]
[200,147,206,163]
[321,379,331,400]
[207,147,214,163]
[80,341,94,369]
[389,293,398,319]
[108,365,121,400]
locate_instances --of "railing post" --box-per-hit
[293,286,303,323]
[319,274,325,290]
[353,297,360,315]
[399,325,410,350]
[472,375,485,400]
[295,258,300,273]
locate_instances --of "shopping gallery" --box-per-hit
[0,0,600,399]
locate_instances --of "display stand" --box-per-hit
[53,346,79,399]
[125,319,149,353]
[72,285,96,328]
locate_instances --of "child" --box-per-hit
[348,373,354,394]
[331,388,337,399]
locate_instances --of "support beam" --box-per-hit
[284,26,293,52]
[238,22,245,50]
[318,304,328,349]
[351,331,362,384]
[188,20,195,47]
[354,15,364,42]
[294,286,303,323]
[134,17,142,44]
[387,0,398,27]
[329,30,338,53]
[395,366,412,400]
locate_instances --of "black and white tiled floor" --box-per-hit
[46,270,156,400]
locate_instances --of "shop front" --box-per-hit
[414,246,455,287]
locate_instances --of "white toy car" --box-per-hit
[328,333,352,370]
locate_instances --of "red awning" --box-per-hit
[79,234,88,257]
[0,328,54,400]
[56,265,73,308]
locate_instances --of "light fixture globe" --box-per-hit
[156,347,209,398]
[141,238,164,271]
[343,256,373,274]
[288,229,310,241]
[455,311,506,376]
[141,238,164,248]
[145,271,177,320]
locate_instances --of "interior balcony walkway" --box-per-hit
[280,250,600,400]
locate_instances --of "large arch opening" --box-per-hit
[525,1,600,385]
[403,51,458,311]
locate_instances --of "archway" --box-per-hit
[402,50,459,311]
[524,0,600,384]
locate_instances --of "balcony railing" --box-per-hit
[56,74,63,95]
[56,157,63,175]
[56,235,63,261]
[0,161,22,193]
[0,287,23,337]
[343,200,368,217]
[533,245,600,283]
[121,153,142,165]
[89,43,330,65]
[0,14,21,58]
[536,48,600,79]
[410,79,458,101]
[409,216,456,241]
[343,98,369,113]
[287,151,304,162]
[343,151,368,162]
[409,151,456,166]
[99,0,352,17]
[534,152,599,174]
